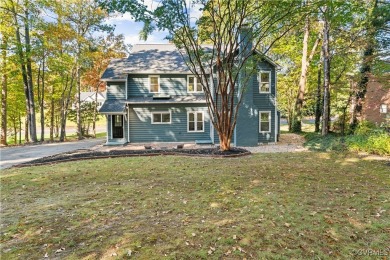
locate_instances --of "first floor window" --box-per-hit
[187,75,203,92]
[259,71,271,93]
[380,104,388,114]
[152,112,171,124]
[259,112,271,132]
[188,112,204,132]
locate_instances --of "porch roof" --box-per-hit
[98,99,127,114]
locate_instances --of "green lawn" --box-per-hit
[1,153,389,259]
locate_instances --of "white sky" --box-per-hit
[104,1,203,45]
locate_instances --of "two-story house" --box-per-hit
[99,43,279,146]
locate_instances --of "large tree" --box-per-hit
[3,0,39,142]
[100,0,301,150]
[350,0,390,130]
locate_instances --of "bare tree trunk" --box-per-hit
[60,74,74,141]
[314,64,322,132]
[24,8,37,142]
[24,112,29,142]
[18,113,22,144]
[12,8,31,143]
[92,83,101,137]
[37,61,45,142]
[293,16,310,132]
[50,85,55,141]
[321,10,330,136]
[40,56,45,141]
[219,135,231,151]
[1,40,7,145]
[13,116,18,144]
[76,41,83,140]
[293,16,321,133]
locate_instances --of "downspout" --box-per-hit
[274,71,278,142]
[127,104,130,143]
[106,115,109,144]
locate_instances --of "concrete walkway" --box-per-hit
[0,138,105,170]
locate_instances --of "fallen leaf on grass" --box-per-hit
[55,248,65,254]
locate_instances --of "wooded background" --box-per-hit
[1,0,389,146]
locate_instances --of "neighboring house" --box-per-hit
[362,77,390,126]
[99,40,279,146]
[80,92,106,108]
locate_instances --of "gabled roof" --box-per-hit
[101,44,279,81]
[101,44,192,81]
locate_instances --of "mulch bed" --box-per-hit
[14,148,251,168]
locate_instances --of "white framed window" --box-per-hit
[259,71,271,93]
[149,75,160,93]
[380,104,388,114]
[187,75,203,93]
[151,111,171,124]
[259,111,271,133]
[188,111,204,132]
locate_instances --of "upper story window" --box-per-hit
[151,111,171,124]
[149,75,160,93]
[187,75,203,93]
[380,104,388,114]
[259,71,271,93]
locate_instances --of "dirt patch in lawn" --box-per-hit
[15,147,251,167]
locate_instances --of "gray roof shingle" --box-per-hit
[98,99,127,114]
[101,44,192,81]
[101,44,277,80]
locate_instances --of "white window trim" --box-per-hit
[187,111,205,132]
[151,111,171,124]
[148,75,160,93]
[187,75,203,93]
[259,71,271,93]
[259,111,271,133]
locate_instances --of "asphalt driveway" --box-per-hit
[0,138,105,170]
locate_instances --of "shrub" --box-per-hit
[354,120,377,135]
[304,127,390,156]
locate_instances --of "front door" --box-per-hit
[112,115,124,138]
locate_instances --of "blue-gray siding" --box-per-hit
[129,104,211,142]
[103,58,277,145]
[255,61,276,143]
[128,74,202,97]
[235,59,277,145]
[107,82,126,100]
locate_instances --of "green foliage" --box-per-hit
[67,102,98,136]
[353,120,377,135]
[304,124,390,156]
[346,131,390,156]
